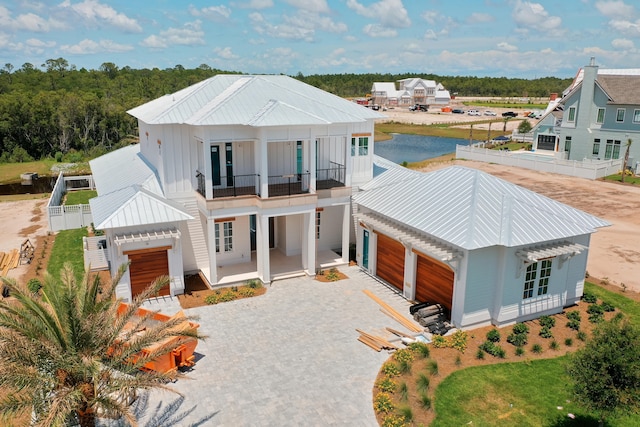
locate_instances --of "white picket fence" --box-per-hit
[456,145,623,180]
[47,173,95,231]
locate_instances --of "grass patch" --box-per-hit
[463,100,548,109]
[584,282,640,326]
[0,193,50,202]
[47,228,88,280]
[375,121,509,141]
[64,190,97,205]
[432,357,639,427]
[602,173,640,185]
[0,160,57,184]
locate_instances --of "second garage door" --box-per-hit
[127,247,171,298]
[375,232,405,291]
[415,252,454,311]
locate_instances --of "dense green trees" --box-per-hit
[0,59,572,162]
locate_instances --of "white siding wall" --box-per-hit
[317,206,343,251]
[456,247,500,328]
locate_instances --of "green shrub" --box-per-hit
[512,322,530,335]
[27,278,42,294]
[539,326,553,339]
[582,292,597,303]
[564,338,573,346]
[397,359,412,374]
[515,346,525,356]
[325,267,341,281]
[398,381,408,401]
[397,405,413,422]
[219,290,237,302]
[495,347,507,358]
[550,340,560,350]
[419,392,432,410]
[450,330,469,353]
[408,341,430,358]
[431,334,447,348]
[566,319,581,331]
[204,294,219,305]
[587,304,605,323]
[374,392,394,414]
[566,310,581,322]
[381,362,400,377]
[247,279,261,289]
[376,377,397,393]
[538,315,556,328]
[54,151,63,162]
[416,373,430,393]
[532,343,543,354]
[231,285,238,292]
[427,360,439,376]
[600,301,615,312]
[239,288,255,298]
[577,331,587,341]
[381,414,409,427]
[393,348,415,364]
[486,328,501,342]
[475,348,485,360]
[507,332,528,347]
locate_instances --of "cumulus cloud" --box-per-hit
[60,38,133,54]
[0,5,67,32]
[612,38,635,49]
[595,1,635,18]
[497,42,518,52]
[189,4,232,22]
[285,0,330,14]
[363,23,397,38]
[421,10,439,26]
[467,12,494,24]
[213,46,238,59]
[609,19,640,37]
[249,10,346,42]
[512,1,563,35]
[347,0,411,29]
[140,21,205,48]
[58,0,142,33]
[232,0,274,9]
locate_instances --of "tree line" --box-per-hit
[0,58,573,162]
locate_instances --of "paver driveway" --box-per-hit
[135,265,418,426]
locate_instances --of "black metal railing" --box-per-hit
[196,171,206,197]
[316,162,345,190]
[267,172,310,197]
[212,174,259,198]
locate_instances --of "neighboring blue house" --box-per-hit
[532,58,640,171]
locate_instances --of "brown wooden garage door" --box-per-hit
[375,232,405,291]
[127,247,170,298]
[415,252,454,311]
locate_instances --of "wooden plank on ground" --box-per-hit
[363,289,422,332]
[9,249,19,269]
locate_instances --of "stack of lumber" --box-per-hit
[0,249,20,277]
[362,289,422,333]
[411,302,450,335]
[356,329,398,352]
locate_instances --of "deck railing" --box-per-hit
[267,172,310,196]
[212,174,260,198]
[316,162,346,189]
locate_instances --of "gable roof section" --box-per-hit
[89,185,193,230]
[596,74,640,105]
[128,74,384,127]
[354,164,609,250]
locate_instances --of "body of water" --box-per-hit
[374,134,473,164]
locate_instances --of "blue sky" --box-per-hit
[1,0,639,78]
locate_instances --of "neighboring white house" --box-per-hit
[89,74,383,302]
[371,78,451,107]
[353,157,609,328]
[531,57,640,168]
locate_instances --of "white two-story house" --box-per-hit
[89,75,383,302]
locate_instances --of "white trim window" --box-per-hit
[523,259,553,299]
[592,138,600,156]
[596,108,605,124]
[215,222,233,253]
[567,106,576,122]
[616,108,625,122]
[634,109,640,123]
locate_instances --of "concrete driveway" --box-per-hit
[135,265,418,427]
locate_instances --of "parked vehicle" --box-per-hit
[502,111,518,118]
[467,109,480,116]
[452,108,465,114]
[484,110,497,116]
[409,104,428,112]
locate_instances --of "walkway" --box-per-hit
[133,265,419,426]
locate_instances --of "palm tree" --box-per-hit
[0,263,201,427]
[621,137,632,183]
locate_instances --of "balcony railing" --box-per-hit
[267,172,310,197]
[316,162,346,190]
[196,171,259,199]
[196,171,205,197]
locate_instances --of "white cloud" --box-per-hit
[232,0,274,9]
[347,0,411,29]
[189,5,232,22]
[363,23,397,38]
[595,1,635,18]
[58,0,142,33]
[249,10,346,42]
[611,38,635,49]
[140,21,205,48]
[497,42,518,52]
[467,12,494,24]
[424,29,438,40]
[60,38,133,54]
[421,10,438,26]
[0,5,67,32]
[285,0,330,14]
[512,1,563,35]
[26,38,56,48]
[609,19,640,37]
[213,46,238,59]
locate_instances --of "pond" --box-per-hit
[374,134,474,164]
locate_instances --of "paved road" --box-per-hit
[129,265,418,427]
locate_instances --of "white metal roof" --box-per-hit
[127,74,384,127]
[353,163,610,250]
[88,144,162,196]
[89,185,193,230]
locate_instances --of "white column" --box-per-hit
[341,204,350,263]
[344,135,353,187]
[307,139,316,191]
[257,214,271,284]
[403,248,416,300]
[302,210,316,276]
[258,130,269,197]
[206,217,218,285]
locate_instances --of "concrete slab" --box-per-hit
[132,265,420,426]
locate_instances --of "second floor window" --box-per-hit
[567,107,576,122]
[596,108,605,124]
[351,137,369,156]
[634,109,640,123]
[616,108,625,122]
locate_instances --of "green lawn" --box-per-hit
[47,228,88,280]
[602,173,640,185]
[64,190,97,205]
[375,121,510,141]
[0,160,57,184]
[432,283,640,426]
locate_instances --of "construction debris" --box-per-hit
[356,329,398,352]
[19,239,35,265]
[410,302,452,335]
[0,249,20,277]
[362,289,422,332]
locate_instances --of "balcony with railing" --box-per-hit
[196,171,260,199]
[267,172,310,197]
[316,161,346,190]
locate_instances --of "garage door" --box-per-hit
[127,247,170,298]
[415,252,454,311]
[375,232,405,291]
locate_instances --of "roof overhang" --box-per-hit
[113,229,181,255]
[516,241,586,264]
[355,212,463,265]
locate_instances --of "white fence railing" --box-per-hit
[47,173,95,231]
[456,145,623,180]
